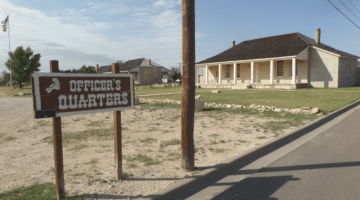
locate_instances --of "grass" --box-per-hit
[160,139,181,148]
[195,147,205,153]
[73,173,86,177]
[147,102,181,109]
[140,88,360,114]
[139,138,157,144]
[34,121,51,128]
[134,85,213,96]
[85,158,99,165]
[166,152,181,161]
[261,112,318,134]
[122,172,134,178]
[85,174,94,179]
[4,136,16,141]
[68,144,89,151]
[256,136,267,139]
[0,85,32,98]
[85,120,104,127]
[0,182,85,199]
[214,148,225,153]
[124,154,160,166]
[191,170,199,175]
[128,163,138,168]
[147,127,160,132]
[42,128,114,144]
[204,105,318,133]
[208,148,225,153]
[169,115,181,122]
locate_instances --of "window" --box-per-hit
[289,60,298,76]
[277,61,283,76]
[237,64,240,77]
[346,65,350,77]
[226,65,230,78]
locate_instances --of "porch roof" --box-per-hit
[197,32,359,65]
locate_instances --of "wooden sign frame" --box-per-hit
[31,73,134,118]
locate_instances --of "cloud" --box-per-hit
[153,0,181,8]
[89,22,111,29]
[149,10,181,29]
[0,0,200,73]
[195,32,203,38]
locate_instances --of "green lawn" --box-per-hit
[142,89,360,114]
[134,85,213,96]
[0,85,32,98]
[0,182,85,200]
[297,86,360,91]
[0,85,214,97]
[2,84,360,114]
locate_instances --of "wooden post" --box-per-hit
[30,72,35,119]
[112,63,122,180]
[50,60,65,199]
[181,0,195,172]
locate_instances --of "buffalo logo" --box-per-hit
[45,78,60,93]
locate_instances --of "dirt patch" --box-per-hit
[0,98,309,198]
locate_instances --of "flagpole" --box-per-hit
[8,14,12,91]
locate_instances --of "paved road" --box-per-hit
[172,104,360,200]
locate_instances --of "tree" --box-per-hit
[5,46,41,91]
[59,68,78,73]
[169,66,182,81]
[77,65,95,73]
[1,69,10,85]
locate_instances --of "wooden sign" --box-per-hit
[31,73,134,118]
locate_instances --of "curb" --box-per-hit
[140,98,360,200]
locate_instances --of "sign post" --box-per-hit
[181,0,195,172]
[31,62,134,199]
[112,63,122,180]
[50,60,65,199]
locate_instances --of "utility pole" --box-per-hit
[180,0,195,172]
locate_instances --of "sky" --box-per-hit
[0,0,360,75]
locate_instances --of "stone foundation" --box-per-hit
[197,83,310,89]
[139,98,324,116]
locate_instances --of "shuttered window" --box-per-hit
[277,61,283,76]
[237,64,240,77]
[226,65,230,78]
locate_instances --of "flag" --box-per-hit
[1,15,9,32]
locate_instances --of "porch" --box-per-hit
[195,56,310,89]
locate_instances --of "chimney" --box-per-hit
[316,28,321,44]
[232,40,235,47]
[96,64,99,72]
[148,59,151,65]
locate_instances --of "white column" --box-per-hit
[233,63,236,84]
[218,64,222,84]
[205,65,208,84]
[195,66,198,83]
[250,62,254,84]
[270,60,274,84]
[292,58,296,84]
